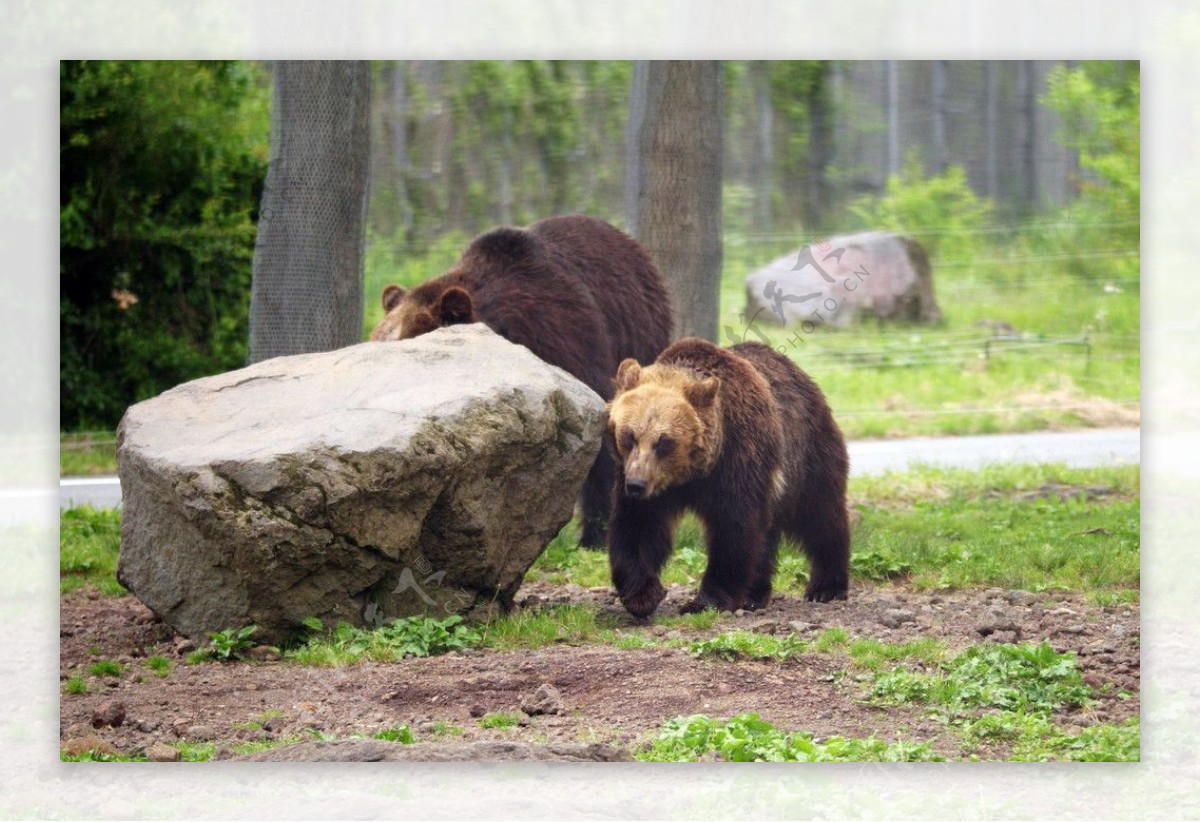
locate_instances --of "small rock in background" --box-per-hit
[187,725,217,741]
[146,742,182,762]
[1004,590,1038,607]
[469,704,486,718]
[879,609,916,629]
[62,735,121,759]
[246,645,282,662]
[748,620,779,635]
[520,683,564,716]
[91,700,126,728]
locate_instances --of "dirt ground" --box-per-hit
[59,580,1139,761]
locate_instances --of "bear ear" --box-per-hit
[381,284,406,312]
[614,359,642,393]
[438,287,474,325]
[684,376,720,410]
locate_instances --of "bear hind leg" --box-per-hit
[788,500,850,602]
[687,514,766,614]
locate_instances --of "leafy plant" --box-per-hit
[287,616,482,665]
[203,625,259,662]
[869,640,1091,721]
[846,157,993,265]
[373,726,416,744]
[851,549,914,582]
[638,713,941,762]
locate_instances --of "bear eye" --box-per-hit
[619,429,636,453]
[653,436,674,457]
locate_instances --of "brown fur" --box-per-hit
[370,215,673,547]
[606,338,850,618]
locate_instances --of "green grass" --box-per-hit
[718,224,1139,440]
[479,603,616,650]
[145,655,173,678]
[530,463,1139,606]
[86,659,123,678]
[478,712,522,730]
[638,712,942,762]
[63,675,88,695]
[60,431,118,477]
[849,464,1140,600]
[59,506,125,596]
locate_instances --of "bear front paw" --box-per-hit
[619,578,667,619]
[804,581,849,603]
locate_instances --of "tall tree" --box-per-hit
[249,61,371,363]
[626,61,724,342]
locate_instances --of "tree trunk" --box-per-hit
[249,60,371,363]
[626,60,724,343]
[886,60,900,178]
[984,60,998,198]
[931,60,949,174]
[1018,60,1038,213]
[806,61,832,230]
[751,61,774,231]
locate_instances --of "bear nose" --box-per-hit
[625,479,647,499]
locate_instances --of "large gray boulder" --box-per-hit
[744,232,941,328]
[116,324,605,644]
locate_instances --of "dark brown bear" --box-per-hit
[605,338,850,618]
[371,214,673,548]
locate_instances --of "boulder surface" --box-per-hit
[743,232,941,328]
[116,324,605,643]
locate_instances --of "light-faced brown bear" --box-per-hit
[371,214,673,548]
[606,338,850,618]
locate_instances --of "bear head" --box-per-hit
[369,282,477,342]
[607,359,723,500]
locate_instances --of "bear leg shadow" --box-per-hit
[578,449,615,550]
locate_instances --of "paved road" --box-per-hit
[52,427,1140,513]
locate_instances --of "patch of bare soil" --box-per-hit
[60,582,1139,761]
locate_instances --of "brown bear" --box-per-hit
[371,214,673,548]
[605,337,850,618]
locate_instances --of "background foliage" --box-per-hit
[60,60,269,428]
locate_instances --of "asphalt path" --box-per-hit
[51,427,1140,513]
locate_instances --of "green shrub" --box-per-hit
[60,60,269,429]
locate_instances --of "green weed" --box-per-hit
[145,655,173,678]
[63,675,88,695]
[870,640,1091,719]
[372,726,416,744]
[86,659,123,678]
[478,712,522,730]
[286,616,482,665]
[638,713,942,762]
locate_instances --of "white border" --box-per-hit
[6,1,1194,818]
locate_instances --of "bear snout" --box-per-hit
[624,478,648,499]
